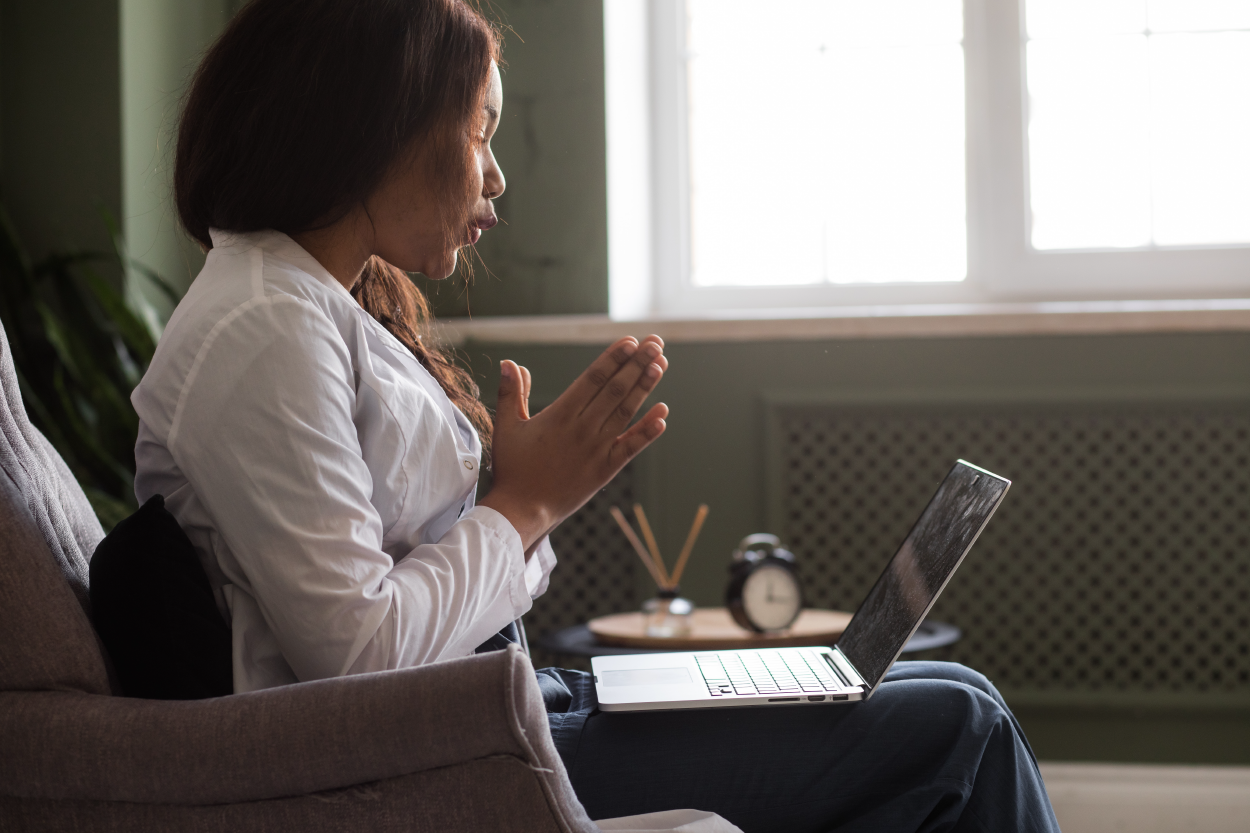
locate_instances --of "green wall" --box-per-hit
[1,0,122,262]
[465,330,1250,764]
[121,0,236,310]
[417,0,609,317]
[464,332,1250,609]
[0,0,233,294]
[1,0,602,313]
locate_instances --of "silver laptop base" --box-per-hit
[594,647,868,713]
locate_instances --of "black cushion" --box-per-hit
[89,495,232,699]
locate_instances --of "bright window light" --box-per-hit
[685,0,967,287]
[607,0,1250,315]
[1026,0,1250,250]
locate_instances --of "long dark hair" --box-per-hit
[175,0,496,450]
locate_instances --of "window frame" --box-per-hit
[604,0,1250,320]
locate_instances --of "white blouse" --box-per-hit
[132,229,556,693]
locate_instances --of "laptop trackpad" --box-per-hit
[601,667,693,687]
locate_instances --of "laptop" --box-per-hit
[591,460,1010,712]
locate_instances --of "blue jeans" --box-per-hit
[539,661,1060,833]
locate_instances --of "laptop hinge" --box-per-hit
[825,648,869,692]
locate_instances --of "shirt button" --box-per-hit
[463,459,475,471]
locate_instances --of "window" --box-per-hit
[604,0,1250,318]
[1026,1,1250,251]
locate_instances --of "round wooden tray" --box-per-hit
[587,607,853,651]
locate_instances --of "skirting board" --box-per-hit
[1040,762,1250,833]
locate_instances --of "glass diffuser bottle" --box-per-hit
[643,587,694,638]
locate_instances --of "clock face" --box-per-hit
[741,563,802,631]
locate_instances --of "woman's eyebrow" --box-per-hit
[485,105,499,121]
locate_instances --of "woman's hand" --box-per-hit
[479,336,669,554]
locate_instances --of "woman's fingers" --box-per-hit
[599,355,663,435]
[559,334,665,417]
[519,365,532,420]
[486,340,669,542]
[608,402,669,469]
[580,338,664,426]
[497,360,527,423]
[560,337,640,412]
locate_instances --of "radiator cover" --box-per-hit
[766,396,1250,698]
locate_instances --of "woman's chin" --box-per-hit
[438,250,460,279]
[416,251,459,280]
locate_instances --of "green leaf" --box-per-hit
[101,203,181,313]
[2,198,183,529]
[129,260,183,307]
[0,204,33,279]
[78,265,156,362]
[51,365,134,494]
[44,259,120,367]
[82,486,135,533]
[34,300,84,381]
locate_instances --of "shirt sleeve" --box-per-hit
[525,536,558,598]
[166,296,532,682]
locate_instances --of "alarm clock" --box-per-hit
[725,533,803,633]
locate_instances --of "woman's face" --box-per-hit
[367,64,505,279]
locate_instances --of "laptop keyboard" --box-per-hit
[695,649,847,697]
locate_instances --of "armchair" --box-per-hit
[0,324,737,833]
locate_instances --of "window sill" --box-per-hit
[432,299,1250,346]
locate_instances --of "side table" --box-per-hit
[535,608,960,661]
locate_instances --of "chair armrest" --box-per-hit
[0,645,588,823]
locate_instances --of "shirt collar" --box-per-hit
[208,228,356,303]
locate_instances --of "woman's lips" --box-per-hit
[466,214,496,246]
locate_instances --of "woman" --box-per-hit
[137,1,1059,830]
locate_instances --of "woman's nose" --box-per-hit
[483,152,505,200]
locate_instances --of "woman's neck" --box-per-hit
[291,210,374,291]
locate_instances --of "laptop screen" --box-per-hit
[836,461,1010,691]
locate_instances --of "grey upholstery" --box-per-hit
[0,322,600,832]
[0,333,102,617]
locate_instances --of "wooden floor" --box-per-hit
[1040,763,1250,833]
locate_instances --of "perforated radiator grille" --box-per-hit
[773,402,1250,695]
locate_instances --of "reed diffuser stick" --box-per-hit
[632,505,670,586]
[668,504,709,588]
[609,506,667,588]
